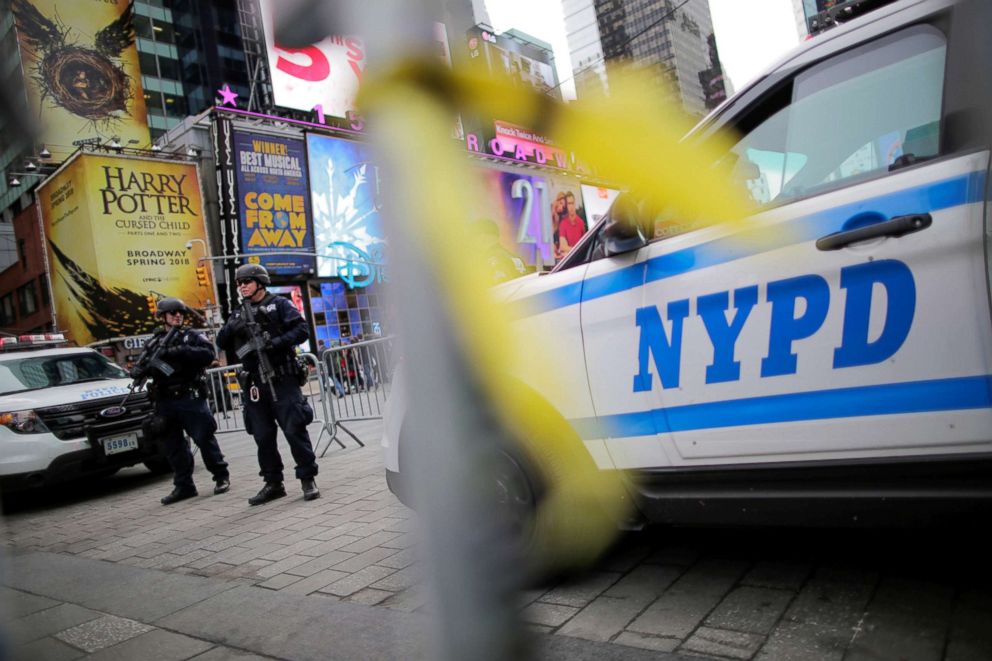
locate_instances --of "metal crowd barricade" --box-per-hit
[205,363,245,434]
[319,336,396,456]
[204,353,352,454]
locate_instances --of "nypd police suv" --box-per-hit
[0,335,170,491]
[384,0,992,527]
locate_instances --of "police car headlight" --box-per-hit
[0,410,50,434]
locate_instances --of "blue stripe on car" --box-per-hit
[569,374,992,439]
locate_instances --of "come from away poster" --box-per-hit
[234,130,315,275]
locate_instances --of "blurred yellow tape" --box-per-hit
[359,59,754,573]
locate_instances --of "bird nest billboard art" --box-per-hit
[11,0,149,160]
[37,153,211,346]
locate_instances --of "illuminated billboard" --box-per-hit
[306,134,384,287]
[38,153,211,345]
[11,0,150,161]
[233,130,314,275]
[258,0,365,119]
[466,26,558,99]
[471,168,587,267]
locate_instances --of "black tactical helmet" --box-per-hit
[156,297,188,317]
[235,263,270,286]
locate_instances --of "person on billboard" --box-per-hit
[216,264,320,506]
[554,192,588,261]
[471,218,527,285]
[131,297,230,505]
[551,191,568,253]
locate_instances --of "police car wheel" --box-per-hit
[143,458,171,475]
[496,379,633,585]
[490,448,539,547]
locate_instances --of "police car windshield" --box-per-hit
[0,353,127,396]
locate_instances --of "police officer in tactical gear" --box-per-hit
[217,264,320,505]
[133,297,230,505]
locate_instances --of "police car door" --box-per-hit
[573,208,654,470]
[641,13,992,466]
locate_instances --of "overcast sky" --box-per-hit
[484,0,801,101]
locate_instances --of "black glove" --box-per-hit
[225,316,246,336]
[130,365,147,381]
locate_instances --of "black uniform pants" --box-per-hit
[243,375,318,484]
[158,393,229,489]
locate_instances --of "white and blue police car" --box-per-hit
[384,0,992,529]
[0,335,169,492]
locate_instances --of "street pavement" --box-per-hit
[1,419,990,660]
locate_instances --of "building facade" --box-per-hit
[563,0,724,117]
[562,0,608,98]
[135,0,251,141]
[0,199,52,334]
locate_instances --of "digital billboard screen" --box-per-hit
[257,0,366,119]
[306,134,384,287]
[471,167,588,267]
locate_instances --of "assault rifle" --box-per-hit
[121,326,178,406]
[236,298,278,402]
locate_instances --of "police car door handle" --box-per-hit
[816,213,932,251]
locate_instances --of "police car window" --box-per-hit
[728,25,946,206]
[0,354,125,394]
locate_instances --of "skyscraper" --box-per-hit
[562,0,608,98]
[136,0,250,140]
[563,0,724,117]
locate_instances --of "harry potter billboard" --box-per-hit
[11,0,150,161]
[38,153,212,345]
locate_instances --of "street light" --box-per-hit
[7,171,48,187]
[185,238,208,262]
[185,239,222,331]
[8,149,56,186]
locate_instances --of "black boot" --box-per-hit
[301,478,321,501]
[213,478,230,495]
[161,485,197,505]
[248,482,286,506]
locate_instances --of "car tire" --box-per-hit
[489,382,632,585]
[143,457,171,474]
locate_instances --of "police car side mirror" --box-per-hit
[602,216,648,257]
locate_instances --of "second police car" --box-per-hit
[0,335,170,492]
[384,0,992,532]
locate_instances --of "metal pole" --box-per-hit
[274,2,529,659]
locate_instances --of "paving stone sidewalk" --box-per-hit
[2,420,991,660]
[1,549,681,660]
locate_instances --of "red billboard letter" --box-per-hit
[277,46,329,82]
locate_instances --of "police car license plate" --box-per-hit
[102,432,139,456]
